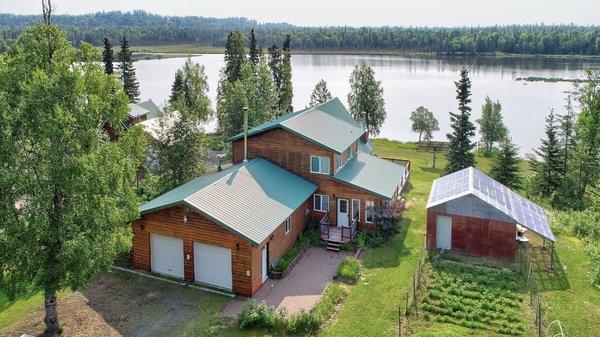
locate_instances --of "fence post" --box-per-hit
[405,292,409,316]
[537,295,542,337]
[398,304,401,337]
[413,275,416,306]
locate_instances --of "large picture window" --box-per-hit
[314,194,330,212]
[310,156,330,174]
[365,200,375,223]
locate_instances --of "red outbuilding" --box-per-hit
[426,167,555,260]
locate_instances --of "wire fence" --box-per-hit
[398,243,427,337]
[516,246,551,337]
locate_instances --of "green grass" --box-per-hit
[336,257,361,283]
[0,291,45,329]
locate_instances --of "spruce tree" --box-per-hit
[445,68,476,173]
[169,69,184,104]
[223,30,247,84]
[490,137,522,189]
[102,37,114,75]
[118,35,140,103]
[531,110,563,196]
[279,35,293,114]
[309,79,333,107]
[249,29,260,68]
[268,44,283,114]
[559,94,577,175]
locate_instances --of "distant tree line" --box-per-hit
[1,11,600,55]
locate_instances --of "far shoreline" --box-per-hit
[128,44,600,61]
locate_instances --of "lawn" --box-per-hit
[1,139,598,337]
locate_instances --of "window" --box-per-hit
[365,200,374,223]
[314,194,329,212]
[352,199,360,221]
[284,217,292,234]
[310,156,330,174]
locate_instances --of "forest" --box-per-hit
[1,10,600,55]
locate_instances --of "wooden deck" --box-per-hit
[320,215,358,243]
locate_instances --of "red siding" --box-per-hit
[427,211,516,260]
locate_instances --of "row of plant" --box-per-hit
[271,221,324,273]
[419,260,528,335]
[237,282,347,335]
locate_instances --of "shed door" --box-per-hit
[436,215,452,250]
[150,233,184,279]
[194,242,232,290]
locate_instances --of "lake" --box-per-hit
[134,54,600,155]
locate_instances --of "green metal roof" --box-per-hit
[333,152,406,200]
[228,98,365,153]
[140,158,317,244]
[358,138,374,154]
[129,99,161,119]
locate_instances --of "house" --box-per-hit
[127,99,161,126]
[426,167,555,260]
[132,98,410,296]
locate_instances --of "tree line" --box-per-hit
[1,11,600,55]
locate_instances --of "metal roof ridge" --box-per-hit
[183,158,260,204]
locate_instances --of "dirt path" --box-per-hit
[0,270,230,337]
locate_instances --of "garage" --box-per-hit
[194,242,232,290]
[150,233,184,278]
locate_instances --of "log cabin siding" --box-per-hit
[232,128,384,230]
[132,197,313,297]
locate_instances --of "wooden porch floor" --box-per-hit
[320,226,351,243]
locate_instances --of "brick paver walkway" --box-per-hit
[221,246,349,317]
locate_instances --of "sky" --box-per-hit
[4,0,600,27]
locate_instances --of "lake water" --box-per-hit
[134,54,600,155]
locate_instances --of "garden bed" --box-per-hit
[416,259,534,336]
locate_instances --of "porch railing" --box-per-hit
[319,212,329,240]
[342,217,358,241]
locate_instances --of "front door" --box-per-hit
[337,198,349,227]
[436,215,452,250]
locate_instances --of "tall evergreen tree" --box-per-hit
[169,69,184,104]
[118,35,140,103]
[490,137,522,189]
[279,34,293,114]
[559,94,577,174]
[531,110,563,196]
[102,37,114,75]
[309,79,333,107]
[569,69,600,204]
[222,30,247,84]
[476,96,507,154]
[347,62,386,135]
[445,68,476,173]
[249,28,260,68]
[267,44,283,112]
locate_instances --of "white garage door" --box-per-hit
[194,242,232,290]
[150,233,184,278]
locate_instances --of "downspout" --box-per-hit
[243,106,248,163]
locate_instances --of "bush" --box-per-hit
[306,220,326,247]
[237,300,280,329]
[586,243,600,289]
[336,257,361,283]
[371,202,404,235]
[285,309,321,334]
[237,283,347,334]
[273,231,311,272]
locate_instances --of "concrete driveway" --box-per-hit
[222,246,349,317]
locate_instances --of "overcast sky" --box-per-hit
[4,0,600,27]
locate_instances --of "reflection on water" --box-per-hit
[134,54,600,155]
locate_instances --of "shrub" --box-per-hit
[272,231,311,272]
[336,257,361,283]
[586,242,600,289]
[371,202,404,235]
[237,300,280,329]
[285,309,321,334]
